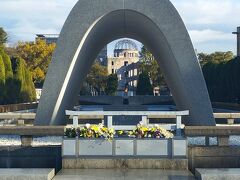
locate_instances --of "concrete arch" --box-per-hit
[35,0,215,126]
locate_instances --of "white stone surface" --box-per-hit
[79,139,113,156]
[0,168,55,180]
[187,137,206,146]
[229,136,240,146]
[173,139,187,157]
[196,168,240,180]
[136,139,169,156]
[0,136,21,146]
[62,139,76,156]
[32,136,63,146]
[115,139,134,156]
[187,136,240,146]
[0,136,63,146]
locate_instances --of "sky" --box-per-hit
[0,0,239,55]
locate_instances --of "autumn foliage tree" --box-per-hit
[16,39,56,87]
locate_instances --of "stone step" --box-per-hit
[54,169,195,180]
[195,168,240,180]
[0,168,55,180]
[63,158,188,169]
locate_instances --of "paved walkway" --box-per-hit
[53,169,196,180]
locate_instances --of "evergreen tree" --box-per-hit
[0,49,13,79]
[202,56,240,103]
[0,27,7,45]
[0,49,13,103]
[11,57,36,103]
[0,55,5,104]
[105,74,118,95]
[136,71,153,95]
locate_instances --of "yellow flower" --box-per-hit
[91,125,99,132]
[118,130,123,135]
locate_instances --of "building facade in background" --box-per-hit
[107,39,140,96]
[35,34,59,44]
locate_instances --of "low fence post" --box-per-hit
[218,136,229,146]
[21,135,33,147]
[107,116,113,128]
[141,116,148,126]
[176,115,182,136]
[73,116,78,128]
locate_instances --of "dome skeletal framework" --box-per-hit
[114,39,138,50]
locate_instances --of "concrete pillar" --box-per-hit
[227,118,235,125]
[176,116,182,136]
[233,27,240,57]
[17,120,25,126]
[21,136,33,147]
[107,116,113,128]
[218,136,229,146]
[73,116,78,128]
[141,116,148,125]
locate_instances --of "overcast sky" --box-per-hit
[0,0,239,55]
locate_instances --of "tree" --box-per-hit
[16,39,56,87]
[0,27,7,45]
[11,57,36,103]
[136,71,153,95]
[202,56,240,103]
[0,48,14,103]
[0,48,13,80]
[139,46,165,87]
[85,62,108,94]
[105,74,118,95]
[0,55,5,104]
[199,51,234,66]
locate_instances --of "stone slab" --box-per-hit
[188,147,240,173]
[62,139,76,156]
[62,158,188,169]
[136,139,169,156]
[54,169,195,180]
[185,126,240,136]
[173,139,187,157]
[0,168,55,180]
[195,168,240,180]
[79,140,112,156]
[0,126,64,136]
[115,139,134,156]
[0,146,62,173]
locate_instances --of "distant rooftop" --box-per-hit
[36,34,59,38]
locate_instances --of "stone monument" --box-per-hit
[35,0,215,126]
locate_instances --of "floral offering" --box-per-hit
[65,123,115,141]
[128,122,174,139]
[65,122,173,140]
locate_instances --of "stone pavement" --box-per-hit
[0,168,55,180]
[53,169,196,180]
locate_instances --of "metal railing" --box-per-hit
[65,110,190,136]
[0,112,239,126]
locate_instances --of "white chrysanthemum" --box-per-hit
[85,123,91,129]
